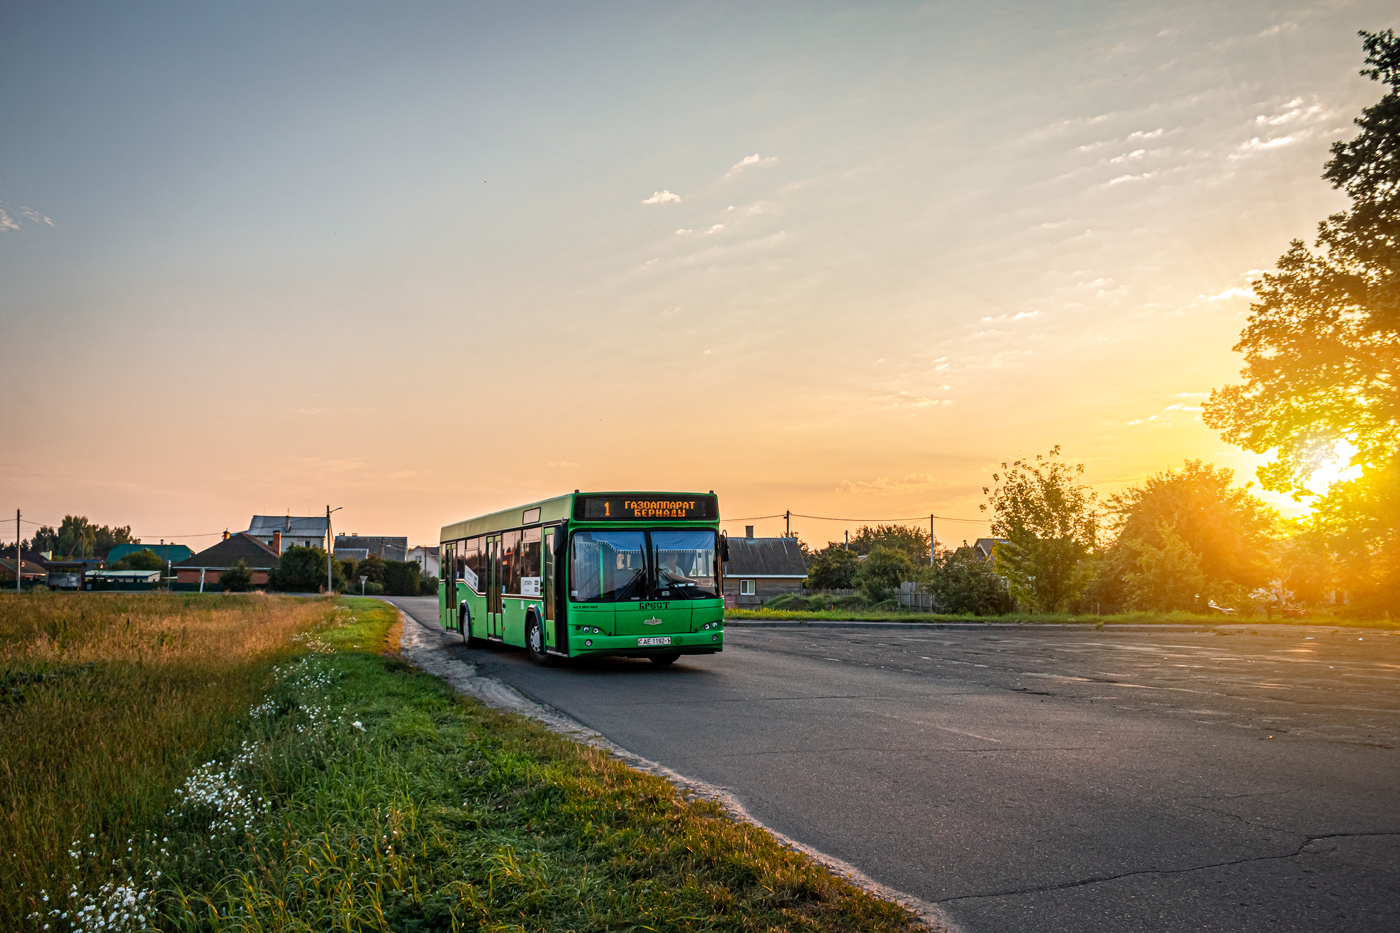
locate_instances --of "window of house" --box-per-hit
[740,579,755,596]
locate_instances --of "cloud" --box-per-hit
[546,461,579,467]
[18,207,53,226]
[870,390,949,408]
[1175,391,1207,398]
[836,473,944,494]
[1256,98,1323,127]
[979,310,1040,323]
[1107,172,1157,185]
[641,190,681,205]
[1110,149,1147,164]
[675,228,692,235]
[1199,285,1252,301]
[703,223,724,235]
[1164,403,1201,412]
[725,153,778,177]
[0,209,17,232]
[1231,135,1298,158]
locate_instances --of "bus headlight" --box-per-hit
[585,639,593,647]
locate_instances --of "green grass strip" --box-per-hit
[16,596,922,932]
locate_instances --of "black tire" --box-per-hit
[650,653,679,666]
[525,613,554,666]
[461,604,486,649]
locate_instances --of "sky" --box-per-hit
[2,0,1396,552]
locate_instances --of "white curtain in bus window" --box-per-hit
[651,530,719,599]
[460,538,481,592]
[519,527,542,597]
[571,531,647,602]
[502,529,523,595]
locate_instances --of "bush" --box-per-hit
[418,573,438,596]
[381,560,423,597]
[808,548,859,589]
[269,546,345,593]
[856,546,915,602]
[220,560,254,593]
[109,548,165,571]
[930,551,1015,615]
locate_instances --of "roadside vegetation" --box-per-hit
[728,603,1400,629]
[1,593,920,933]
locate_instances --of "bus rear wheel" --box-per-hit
[650,653,679,666]
[526,614,554,667]
[461,606,486,649]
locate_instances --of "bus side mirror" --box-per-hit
[719,533,730,562]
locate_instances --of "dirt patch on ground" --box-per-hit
[380,616,404,657]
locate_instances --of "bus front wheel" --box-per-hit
[525,614,554,667]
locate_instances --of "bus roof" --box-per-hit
[439,491,718,542]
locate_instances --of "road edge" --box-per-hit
[392,605,962,933]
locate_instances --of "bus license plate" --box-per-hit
[637,636,672,646]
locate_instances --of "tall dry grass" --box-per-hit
[0,592,332,925]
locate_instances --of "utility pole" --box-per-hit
[844,529,849,551]
[326,505,343,593]
[785,510,790,538]
[15,510,20,593]
[930,514,936,566]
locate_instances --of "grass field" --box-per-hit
[726,606,1400,629]
[1,593,922,933]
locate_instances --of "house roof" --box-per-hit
[955,537,1009,561]
[177,533,281,570]
[246,515,330,537]
[0,557,49,577]
[107,543,195,564]
[725,537,808,577]
[333,535,407,559]
[0,546,50,567]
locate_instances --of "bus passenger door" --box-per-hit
[444,541,458,631]
[487,534,503,639]
[544,527,564,653]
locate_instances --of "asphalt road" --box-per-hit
[386,597,1400,933]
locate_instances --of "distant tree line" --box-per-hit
[26,516,134,560]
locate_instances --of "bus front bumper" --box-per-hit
[566,631,723,657]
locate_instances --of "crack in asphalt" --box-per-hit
[937,832,1400,904]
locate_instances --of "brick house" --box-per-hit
[723,536,808,607]
[174,533,281,590]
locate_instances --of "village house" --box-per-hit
[174,533,281,590]
[333,534,408,562]
[406,545,440,577]
[106,542,195,565]
[723,533,808,607]
[246,515,330,552]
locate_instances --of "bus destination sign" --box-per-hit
[576,495,718,521]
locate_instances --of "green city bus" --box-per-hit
[438,491,726,665]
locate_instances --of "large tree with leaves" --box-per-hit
[1203,30,1400,610]
[1100,460,1278,611]
[981,446,1099,612]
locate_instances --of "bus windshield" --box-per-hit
[570,529,719,602]
[652,529,719,599]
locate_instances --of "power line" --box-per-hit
[791,512,989,525]
[723,511,989,525]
